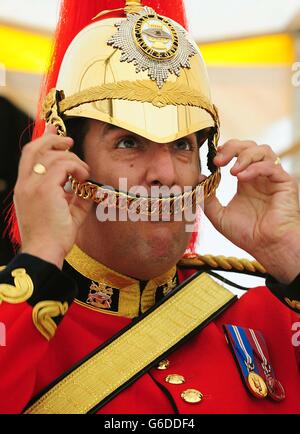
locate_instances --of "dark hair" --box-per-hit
[64,117,89,160]
[197,127,218,173]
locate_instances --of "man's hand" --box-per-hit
[204,139,300,283]
[14,125,92,269]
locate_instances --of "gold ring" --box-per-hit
[274,157,281,166]
[33,163,47,175]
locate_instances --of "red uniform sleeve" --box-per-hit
[0,254,77,414]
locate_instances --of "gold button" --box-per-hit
[157,359,170,370]
[165,374,185,385]
[181,389,203,404]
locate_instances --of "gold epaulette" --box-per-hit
[178,254,266,277]
[0,266,5,272]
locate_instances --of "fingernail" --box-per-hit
[64,181,73,193]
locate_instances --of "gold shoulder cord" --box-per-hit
[0,269,34,304]
[179,255,266,276]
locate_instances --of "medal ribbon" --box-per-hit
[224,325,285,402]
[246,328,286,401]
[247,329,271,373]
[226,324,259,378]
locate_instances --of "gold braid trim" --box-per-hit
[284,298,300,311]
[42,89,67,137]
[179,255,266,276]
[0,266,5,272]
[58,80,219,123]
[0,269,34,304]
[32,301,69,341]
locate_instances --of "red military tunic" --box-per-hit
[0,246,299,414]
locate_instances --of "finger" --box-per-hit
[30,150,89,182]
[34,160,90,192]
[44,124,58,136]
[43,124,72,151]
[69,195,93,229]
[237,160,291,183]
[203,193,225,232]
[19,136,75,179]
[214,139,257,167]
[19,134,74,174]
[24,134,73,155]
[231,144,277,175]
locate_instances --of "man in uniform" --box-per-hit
[0,0,300,414]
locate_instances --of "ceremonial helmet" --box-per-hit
[10,0,221,247]
[41,0,221,199]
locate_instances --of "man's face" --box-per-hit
[81,119,206,276]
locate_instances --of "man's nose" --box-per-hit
[145,144,177,188]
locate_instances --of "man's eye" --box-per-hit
[174,140,193,151]
[116,138,138,149]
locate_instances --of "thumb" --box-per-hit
[203,193,225,232]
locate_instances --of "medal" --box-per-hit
[265,376,286,402]
[247,328,285,402]
[224,325,268,399]
[248,372,268,399]
[231,325,268,399]
[224,324,286,403]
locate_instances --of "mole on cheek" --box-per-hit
[130,164,134,168]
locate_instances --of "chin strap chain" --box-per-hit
[179,254,266,277]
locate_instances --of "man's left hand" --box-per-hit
[204,139,300,283]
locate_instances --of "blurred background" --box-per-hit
[0,0,300,287]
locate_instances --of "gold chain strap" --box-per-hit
[68,170,221,215]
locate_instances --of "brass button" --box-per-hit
[157,359,170,370]
[165,374,185,385]
[181,389,203,404]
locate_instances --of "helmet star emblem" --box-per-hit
[107,6,197,88]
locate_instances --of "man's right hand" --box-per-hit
[14,125,92,269]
